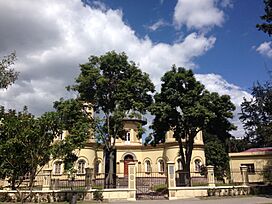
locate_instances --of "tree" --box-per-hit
[257,0,272,36]
[0,51,19,89]
[229,136,252,153]
[240,82,272,147]
[71,51,154,188]
[0,99,92,203]
[203,132,230,182]
[149,66,235,185]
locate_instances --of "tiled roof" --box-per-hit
[243,147,272,152]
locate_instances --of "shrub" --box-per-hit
[93,189,103,201]
[152,184,168,193]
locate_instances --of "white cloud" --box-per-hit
[220,0,233,8]
[0,0,217,115]
[195,73,252,137]
[256,41,272,58]
[148,19,168,31]
[0,0,248,137]
[173,0,224,30]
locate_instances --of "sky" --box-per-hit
[0,0,271,137]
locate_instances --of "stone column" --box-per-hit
[167,161,176,200]
[128,162,137,201]
[42,169,52,191]
[85,167,93,190]
[207,165,215,187]
[240,165,249,186]
[3,178,11,190]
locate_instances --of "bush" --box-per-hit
[93,189,103,201]
[0,192,11,202]
[152,184,167,193]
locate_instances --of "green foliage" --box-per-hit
[0,99,92,191]
[0,51,19,89]
[93,189,104,201]
[0,106,60,189]
[240,82,272,147]
[229,136,252,153]
[256,0,272,36]
[52,98,93,171]
[204,132,230,181]
[71,51,154,146]
[149,66,235,178]
[151,184,167,193]
[70,51,154,187]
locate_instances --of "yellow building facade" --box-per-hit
[48,118,206,177]
[229,147,272,184]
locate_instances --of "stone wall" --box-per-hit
[0,188,134,203]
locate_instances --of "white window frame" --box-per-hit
[77,159,86,174]
[54,161,62,175]
[95,160,102,174]
[125,131,131,144]
[177,159,183,171]
[145,160,151,173]
[194,159,202,172]
[158,159,164,173]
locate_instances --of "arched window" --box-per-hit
[54,161,62,175]
[95,160,101,174]
[125,131,130,144]
[145,160,151,173]
[77,159,86,174]
[158,159,164,172]
[194,159,202,172]
[177,159,183,171]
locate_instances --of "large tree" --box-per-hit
[71,51,154,188]
[257,0,272,36]
[240,82,272,147]
[203,132,230,182]
[149,66,235,185]
[0,51,19,89]
[0,99,92,202]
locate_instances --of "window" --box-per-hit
[177,159,183,171]
[56,134,63,140]
[241,163,255,173]
[54,161,62,175]
[158,159,164,173]
[145,160,151,173]
[125,131,130,144]
[194,159,201,172]
[95,160,101,174]
[77,160,86,174]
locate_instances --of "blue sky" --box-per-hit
[0,0,271,137]
[100,0,270,89]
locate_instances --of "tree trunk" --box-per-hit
[11,177,16,190]
[104,148,116,188]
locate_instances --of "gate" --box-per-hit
[136,172,168,200]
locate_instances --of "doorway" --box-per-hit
[124,154,134,175]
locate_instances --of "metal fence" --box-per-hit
[229,169,272,185]
[136,171,168,200]
[175,171,208,186]
[4,168,272,191]
[51,174,86,190]
[92,173,128,189]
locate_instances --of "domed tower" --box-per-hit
[115,115,147,146]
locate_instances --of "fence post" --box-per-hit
[3,178,11,190]
[128,162,136,201]
[42,169,52,191]
[207,165,215,187]
[240,165,249,186]
[85,167,93,190]
[167,161,176,200]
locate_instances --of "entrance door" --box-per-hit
[124,155,134,175]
